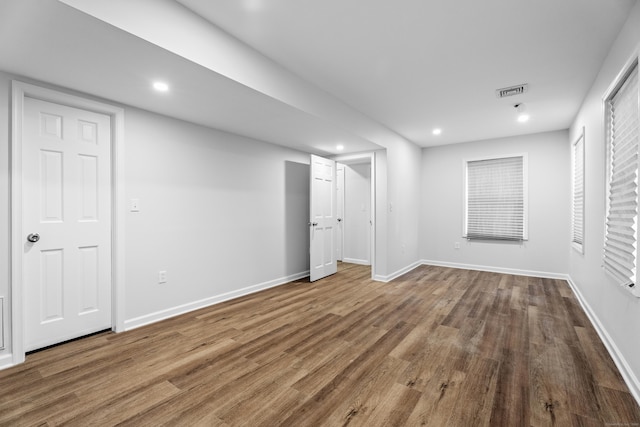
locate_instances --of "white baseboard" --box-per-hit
[6,260,638,408]
[373,260,423,282]
[0,353,13,371]
[342,258,371,266]
[565,277,640,406]
[420,259,569,280]
[124,270,310,331]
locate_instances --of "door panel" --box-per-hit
[23,96,112,351]
[40,249,64,322]
[310,155,337,282]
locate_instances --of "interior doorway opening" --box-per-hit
[333,152,376,279]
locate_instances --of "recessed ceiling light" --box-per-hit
[153,81,169,92]
[432,128,442,135]
[514,103,529,123]
[336,144,345,151]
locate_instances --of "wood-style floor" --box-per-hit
[1,263,639,426]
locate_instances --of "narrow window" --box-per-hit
[464,154,527,241]
[603,59,639,291]
[572,128,585,253]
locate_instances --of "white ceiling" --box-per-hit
[177,0,636,147]
[0,0,636,153]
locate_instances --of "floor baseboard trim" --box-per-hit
[0,353,13,371]
[124,271,310,331]
[342,258,370,266]
[373,260,423,282]
[420,259,568,280]
[565,276,640,406]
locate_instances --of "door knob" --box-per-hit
[27,233,40,243]
[309,222,318,226]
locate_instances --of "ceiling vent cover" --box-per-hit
[496,84,528,98]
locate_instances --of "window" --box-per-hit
[603,58,639,293]
[572,128,585,253]
[464,154,527,241]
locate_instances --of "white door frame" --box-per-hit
[11,81,126,365]
[332,152,376,279]
[336,164,345,262]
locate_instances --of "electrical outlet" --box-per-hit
[158,270,167,284]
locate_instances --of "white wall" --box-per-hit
[124,108,311,325]
[0,73,10,362]
[0,71,312,359]
[385,139,422,278]
[0,69,422,363]
[343,163,371,265]
[57,0,424,281]
[374,150,388,276]
[568,1,640,399]
[420,130,570,277]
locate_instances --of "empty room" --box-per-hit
[1,0,640,425]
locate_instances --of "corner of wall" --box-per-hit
[565,275,640,405]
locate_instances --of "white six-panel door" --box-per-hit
[310,155,337,282]
[23,96,112,351]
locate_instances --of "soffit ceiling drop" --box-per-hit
[0,0,382,155]
[1,0,637,152]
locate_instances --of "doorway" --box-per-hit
[333,152,376,278]
[11,81,125,365]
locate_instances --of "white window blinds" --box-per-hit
[603,61,639,289]
[572,129,585,252]
[464,155,526,241]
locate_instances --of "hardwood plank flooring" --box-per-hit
[1,263,639,426]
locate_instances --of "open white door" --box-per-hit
[310,155,337,281]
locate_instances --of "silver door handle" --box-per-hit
[309,222,318,226]
[337,218,342,222]
[27,233,40,243]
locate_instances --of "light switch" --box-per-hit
[130,198,140,212]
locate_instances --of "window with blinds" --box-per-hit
[603,59,639,292]
[572,128,585,253]
[464,155,527,241]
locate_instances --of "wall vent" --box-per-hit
[496,84,528,98]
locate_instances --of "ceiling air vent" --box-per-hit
[496,84,528,98]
